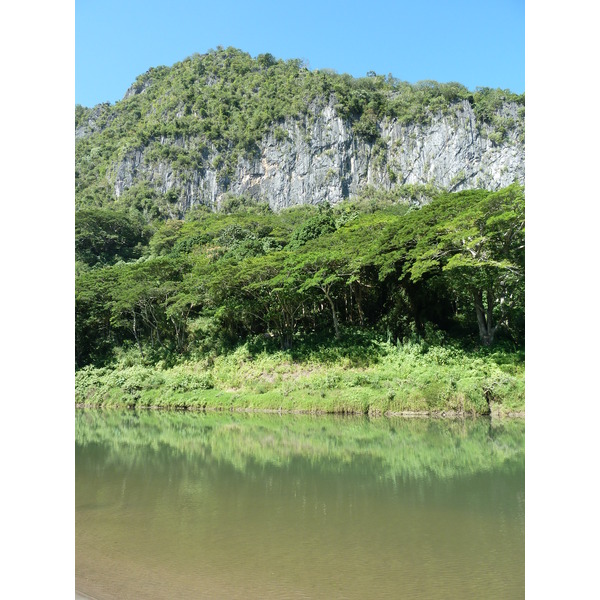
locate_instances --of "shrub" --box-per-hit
[167,372,214,392]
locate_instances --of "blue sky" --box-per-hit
[76,0,524,107]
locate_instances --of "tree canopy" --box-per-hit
[76,185,525,367]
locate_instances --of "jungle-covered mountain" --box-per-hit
[75,46,524,218]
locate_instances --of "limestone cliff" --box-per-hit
[75,50,524,215]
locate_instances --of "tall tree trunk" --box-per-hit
[322,287,340,339]
[171,316,186,352]
[132,311,144,358]
[354,282,365,326]
[473,288,498,346]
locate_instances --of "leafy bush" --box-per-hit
[167,372,214,392]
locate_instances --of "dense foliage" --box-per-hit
[76,184,524,371]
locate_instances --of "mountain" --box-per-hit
[75,47,524,217]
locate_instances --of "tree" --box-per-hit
[287,205,336,249]
[204,252,305,349]
[76,268,120,366]
[295,244,349,340]
[107,257,189,357]
[75,208,150,267]
[397,185,524,346]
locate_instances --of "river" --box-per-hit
[76,409,524,599]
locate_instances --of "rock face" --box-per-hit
[91,97,523,214]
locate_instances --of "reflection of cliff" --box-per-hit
[75,410,524,481]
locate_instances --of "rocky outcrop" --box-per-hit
[104,98,523,214]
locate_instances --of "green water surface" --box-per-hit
[76,410,524,599]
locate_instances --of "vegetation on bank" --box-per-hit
[77,185,523,348]
[76,183,524,415]
[76,337,524,416]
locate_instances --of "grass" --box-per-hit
[76,338,524,416]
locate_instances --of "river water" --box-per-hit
[76,409,524,599]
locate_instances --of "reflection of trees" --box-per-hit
[76,409,524,482]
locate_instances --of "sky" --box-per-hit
[76,0,524,107]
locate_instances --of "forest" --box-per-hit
[76,184,524,415]
[75,48,524,415]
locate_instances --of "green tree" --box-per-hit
[107,257,190,357]
[204,252,306,349]
[287,205,336,249]
[396,185,524,345]
[295,245,349,340]
[75,208,150,267]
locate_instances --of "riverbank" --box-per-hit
[76,340,524,417]
[76,403,525,418]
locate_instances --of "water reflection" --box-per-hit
[76,410,524,599]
